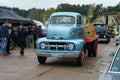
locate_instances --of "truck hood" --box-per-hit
[47,25,75,39]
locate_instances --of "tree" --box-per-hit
[0,2,119,24]
[91,4,103,22]
[41,8,56,23]
[27,8,44,21]
[86,4,103,23]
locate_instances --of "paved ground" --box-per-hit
[0,38,118,80]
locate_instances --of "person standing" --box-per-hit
[0,22,9,56]
[6,22,14,55]
[31,25,43,49]
[27,26,32,47]
[31,25,37,49]
[18,24,28,56]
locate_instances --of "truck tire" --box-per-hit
[92,40,98,57]
[76,48,84,66]
[37,56,47,64]
[106,35,110,43]
[87,43,92,57]
[116,43,119,46]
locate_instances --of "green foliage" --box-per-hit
[27,8,44,21]
[41,8,56,22]
[90,4,103,23]
[56,3,88,15]
[0,2,119,23]
[86,4,103,23]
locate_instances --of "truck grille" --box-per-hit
[46,42,67,50]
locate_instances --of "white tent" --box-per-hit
[32,20,46,30]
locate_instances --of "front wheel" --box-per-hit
[87,43,92,57]
[76,48,84,66]
[37,56,47,64]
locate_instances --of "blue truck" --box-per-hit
[36,12,99,66]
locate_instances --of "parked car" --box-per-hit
[99,46,120,80]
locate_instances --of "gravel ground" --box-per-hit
[0,38,117,80]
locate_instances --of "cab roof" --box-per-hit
[50,12,81,17]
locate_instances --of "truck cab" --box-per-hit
[36,12,85,65]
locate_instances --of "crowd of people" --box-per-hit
[0,22,43,56]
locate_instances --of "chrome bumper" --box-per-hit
[36,52,79,58]
[98,38,108,41]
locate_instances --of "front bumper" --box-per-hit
[36,38,84,58]
[36,52,79,58]
[98,38,108,41]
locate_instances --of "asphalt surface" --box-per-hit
[0,38,117,80]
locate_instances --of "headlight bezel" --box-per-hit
[72,31,76,36]
[68,43,75,50]
[40,42,46,49]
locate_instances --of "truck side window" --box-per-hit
[77,16,81,25]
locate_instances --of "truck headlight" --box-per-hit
[104,35,106,38]
[68,44,74,50]
[40,43,46,49]
[72,31,76,36]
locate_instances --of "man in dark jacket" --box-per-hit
[31,25,43,49]
[0,22,9,56]
[18,24,27,56]
[6,22,14,55]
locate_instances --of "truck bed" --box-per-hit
[84,35,99,43]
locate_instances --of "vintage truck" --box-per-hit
[36,12,99,66]
[94,23,110,43]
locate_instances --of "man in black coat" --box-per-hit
[18,25,28,56]
[31,25,43,49]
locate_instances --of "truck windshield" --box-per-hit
[50,16,75,24]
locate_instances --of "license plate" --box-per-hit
[51,53,61,57]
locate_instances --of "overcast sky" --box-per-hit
[0,0,119,10]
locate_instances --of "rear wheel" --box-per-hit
[87,43,92,57]
[116,43,119,46]
[37,56,47,64]
[92,40,98,57]
[76,48,84,66]
[106,35,110,43]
